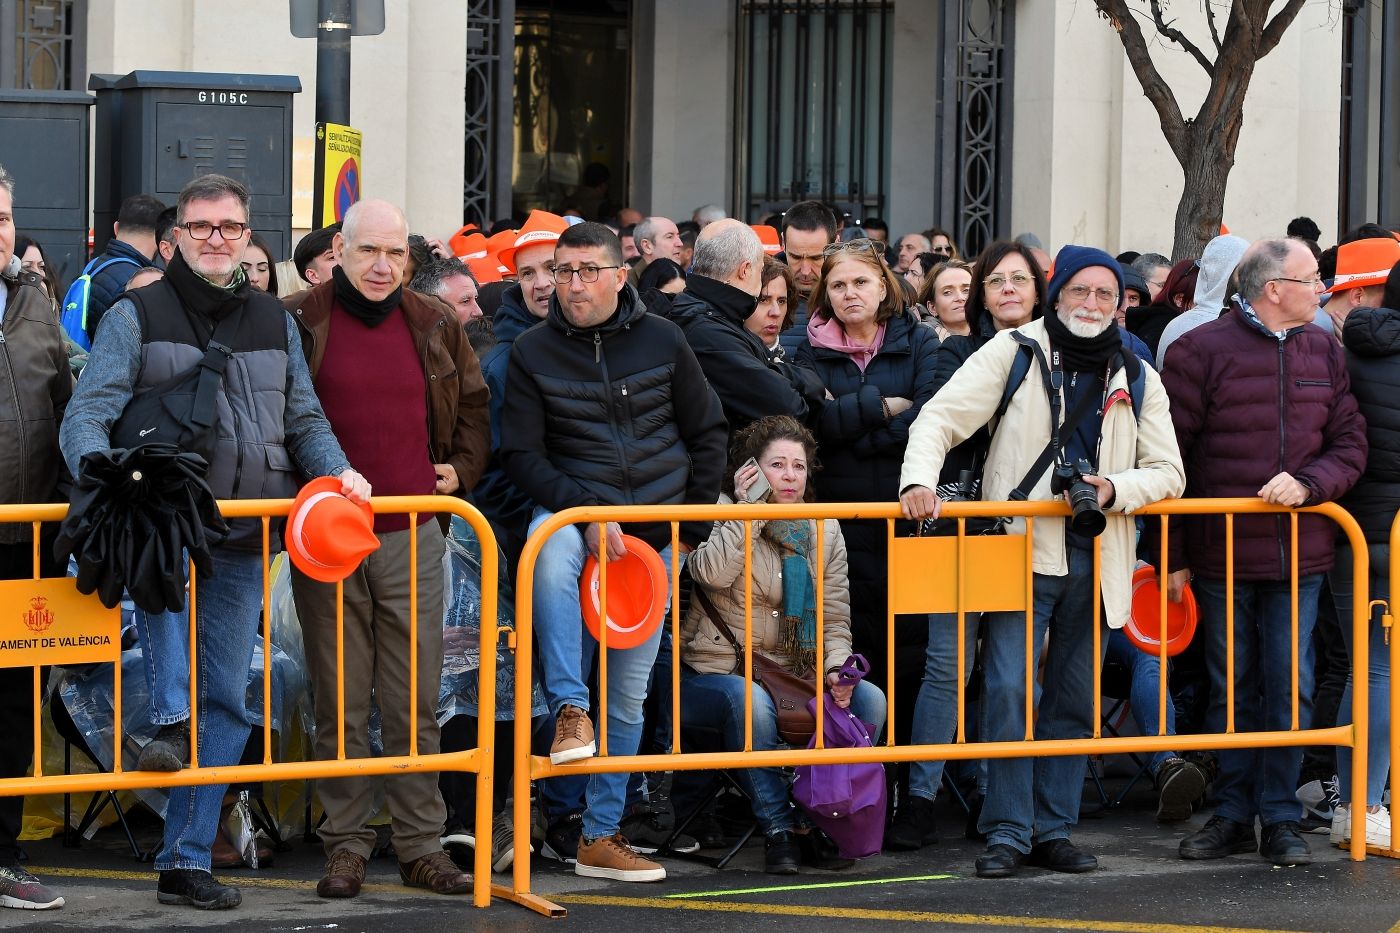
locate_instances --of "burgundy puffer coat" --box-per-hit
[1160,305,1367,581]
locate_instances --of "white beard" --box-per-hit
[1065,315,1108,338]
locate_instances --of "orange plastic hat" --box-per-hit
[1327,237,1400,293]
[579,535,668,650]
[498,210,569,272]
[752,224,782,255]
[1125,564,1198,657]
[447,223,482,259]
[453,230,490,260]
[486,228,520,276]
[286,476,380,583]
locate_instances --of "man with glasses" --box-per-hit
[1162,237,1367,867]
[61,174,370,910]
[502,222,726,882]
[900,245,1185,878]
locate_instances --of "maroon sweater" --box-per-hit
[316,303,436,533]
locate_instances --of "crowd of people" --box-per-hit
[2,160,1399,911]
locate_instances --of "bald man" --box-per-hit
[284,199,491,900]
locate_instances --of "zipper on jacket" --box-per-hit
[1294,379,1332,388]
[0,328,28,504]
[593,336,634,502]
[1276,340,1287,576]
[593,332,601,363]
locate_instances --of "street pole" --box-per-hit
[315,0,351,126]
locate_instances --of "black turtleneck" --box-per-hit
[332,264,403,327]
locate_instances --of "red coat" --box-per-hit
[1160,306,1367,581]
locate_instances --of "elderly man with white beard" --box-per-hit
[898,245,1185,879]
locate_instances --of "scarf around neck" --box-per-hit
[332,264,403,327]
[762,519,818,674]
[1043,309,1123,374]
[164,249,249,322]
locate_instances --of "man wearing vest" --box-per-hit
[283,199,491,899]
[60,174,370,910]
[899,245,1185,878]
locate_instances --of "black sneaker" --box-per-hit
[1156,757,1208,822]
[156,869,240,910]
[620,808,699,855]
[886,796,938,851]
[541,813,584,865]
[138,723,191,772]
[1179,815,1257,860]
[1260,821,1312,866]
[798,828,853,870]
[764,831,801,875]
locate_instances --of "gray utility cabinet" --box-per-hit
[0,89,95,285]
[90,71,301,261]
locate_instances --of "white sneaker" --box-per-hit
[1330,807,1350,844]
[1361,807,1392,849]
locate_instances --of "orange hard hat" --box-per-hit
[1327,237,1400,293]
[486,227,520,276]
[497,210,569,273]
[1125,564,1198,657]
[579,535,668,650]
[752,224,782,255]
[286,476,380,583]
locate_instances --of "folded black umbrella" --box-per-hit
[55,444,229,614]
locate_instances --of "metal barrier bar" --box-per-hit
[0,495,501,910]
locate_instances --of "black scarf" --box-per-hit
[1043,309,1123,374]
[164,249,249,322]
[332,264,402,327]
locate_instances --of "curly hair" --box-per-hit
[723,415,820,503]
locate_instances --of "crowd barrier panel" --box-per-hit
[0,495,502,909]
[510,498,1373,917]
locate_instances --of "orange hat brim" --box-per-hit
[579,535,668,650]
[287,476,377,584]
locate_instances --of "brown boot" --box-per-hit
[316,849,367,898]
[398,850,472,895]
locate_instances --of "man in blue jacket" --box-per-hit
[83,193,166,339]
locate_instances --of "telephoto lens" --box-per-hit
[1067,479,1106,536]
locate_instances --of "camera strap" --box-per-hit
[1007,347,1103,501]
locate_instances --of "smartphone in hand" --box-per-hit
[740,457,774,503]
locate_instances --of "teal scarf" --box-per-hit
[763,519,818,674]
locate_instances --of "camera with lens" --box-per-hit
[1051,458,1107,537]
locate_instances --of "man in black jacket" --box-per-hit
[502,222,726,883]
[83,193,166,339]
[671,219,822,436]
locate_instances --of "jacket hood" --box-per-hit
[1193,235,1250,314]
[545,280,647,337]
[1342,305,1400,358]
[493,283,545,345]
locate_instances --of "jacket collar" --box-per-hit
[1230,298,1308,342]
[285,279,450,335]
[545,281,646,338]
[680,274,759,324]
[493,283,545,345]
[805,306,917,357]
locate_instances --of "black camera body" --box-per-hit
[1051,458,1107,537]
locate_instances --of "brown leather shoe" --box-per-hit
[398,849,472,895]
[316,849,367,899]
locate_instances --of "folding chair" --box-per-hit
[50,696,150,861]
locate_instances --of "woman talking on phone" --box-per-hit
[679,416,886,874]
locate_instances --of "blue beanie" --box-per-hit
[1046,244,1125,309]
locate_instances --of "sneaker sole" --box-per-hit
[550,743,597,766]
[157,890,242,910]
[574,862,666,882]
[1157,768,1207,822]
[493,842,531,873]
[136,749,185,772]
[0,894,64,910]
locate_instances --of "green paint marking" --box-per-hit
[663,873,957,899]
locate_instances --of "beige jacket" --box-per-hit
[681,497,853,676]
[899,319,1186,628]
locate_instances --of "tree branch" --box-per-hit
[1204,0,1223,53]
[1258,0,1307,58]
[1094,0,1190,162]
[1149,0,1216,77]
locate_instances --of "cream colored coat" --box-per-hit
[681,496,854,676]
[899,319,1186,629]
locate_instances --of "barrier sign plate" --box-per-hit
[0,578,120,667]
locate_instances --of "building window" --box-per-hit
[0,0,85,90]
[739,0,892,223]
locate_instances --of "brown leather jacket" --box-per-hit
[284,282,491,498]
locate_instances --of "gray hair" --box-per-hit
[1131,252,1172,276]
[691,223,763,281]
[0,163,13,198]
[410,256,474,296]
[1014,231,1044,250]
[1236,238,1294,303]
[633,216,666,251]
[693,204,726,226]
[176,173,249,223]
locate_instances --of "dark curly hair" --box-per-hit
[723,415,820,502]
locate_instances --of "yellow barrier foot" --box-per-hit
[491,883,566,918]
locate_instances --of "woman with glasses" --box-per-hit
[923,228,961,262]
[912,260,974,343]
[794,237,940,814]
[887,240,1048,851]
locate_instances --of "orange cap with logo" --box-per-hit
[497,210,569,273]
[1326,237,1400,293]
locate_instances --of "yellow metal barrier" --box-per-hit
[0,495,502,909]
[509,498,1372,916]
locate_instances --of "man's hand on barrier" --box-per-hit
[339,469,372,503]
[899,484,940,521]
[827,670,854,709]
[434,463,461,495]
[1167,568,1192,603]
[585,521,627,561]
[1258,471,1309,508]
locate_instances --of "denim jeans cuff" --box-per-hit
[150,711,191,727]
[155,857,211,873]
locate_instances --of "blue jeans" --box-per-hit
[528,507,671,840]
[978,547,1108,853]
[1105,629,1176,774]
[132,548,265,872]
[1331,544,1389,807]
[679,666,887,834]
[908,611,982,801]
[1194,573,1323,825]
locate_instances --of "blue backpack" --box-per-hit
[60,255,140,350]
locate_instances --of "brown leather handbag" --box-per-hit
[692,586,817,746]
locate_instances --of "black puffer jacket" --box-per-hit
[501,285,728,549]
[671,274,822,435]
[1341,305,1400,546]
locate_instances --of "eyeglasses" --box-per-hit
[1062,284,1120,305]
[1271,274,1324,288]
[181,221,249,241]
[553,264,622,285]
[822,238,884,258]
[931,246,953,256]
[984,272,1035,290]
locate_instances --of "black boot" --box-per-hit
[1179,815,1257,860]
[764,831,801,874]
[886,796,938,851]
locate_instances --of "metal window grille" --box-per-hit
[738,0,891,222]
[0,0,85,90]
[464,0,514,229]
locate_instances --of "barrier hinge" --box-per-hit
[499,626,517,651]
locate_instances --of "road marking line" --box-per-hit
[553,894,1314,933]
[664,873,956,898]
